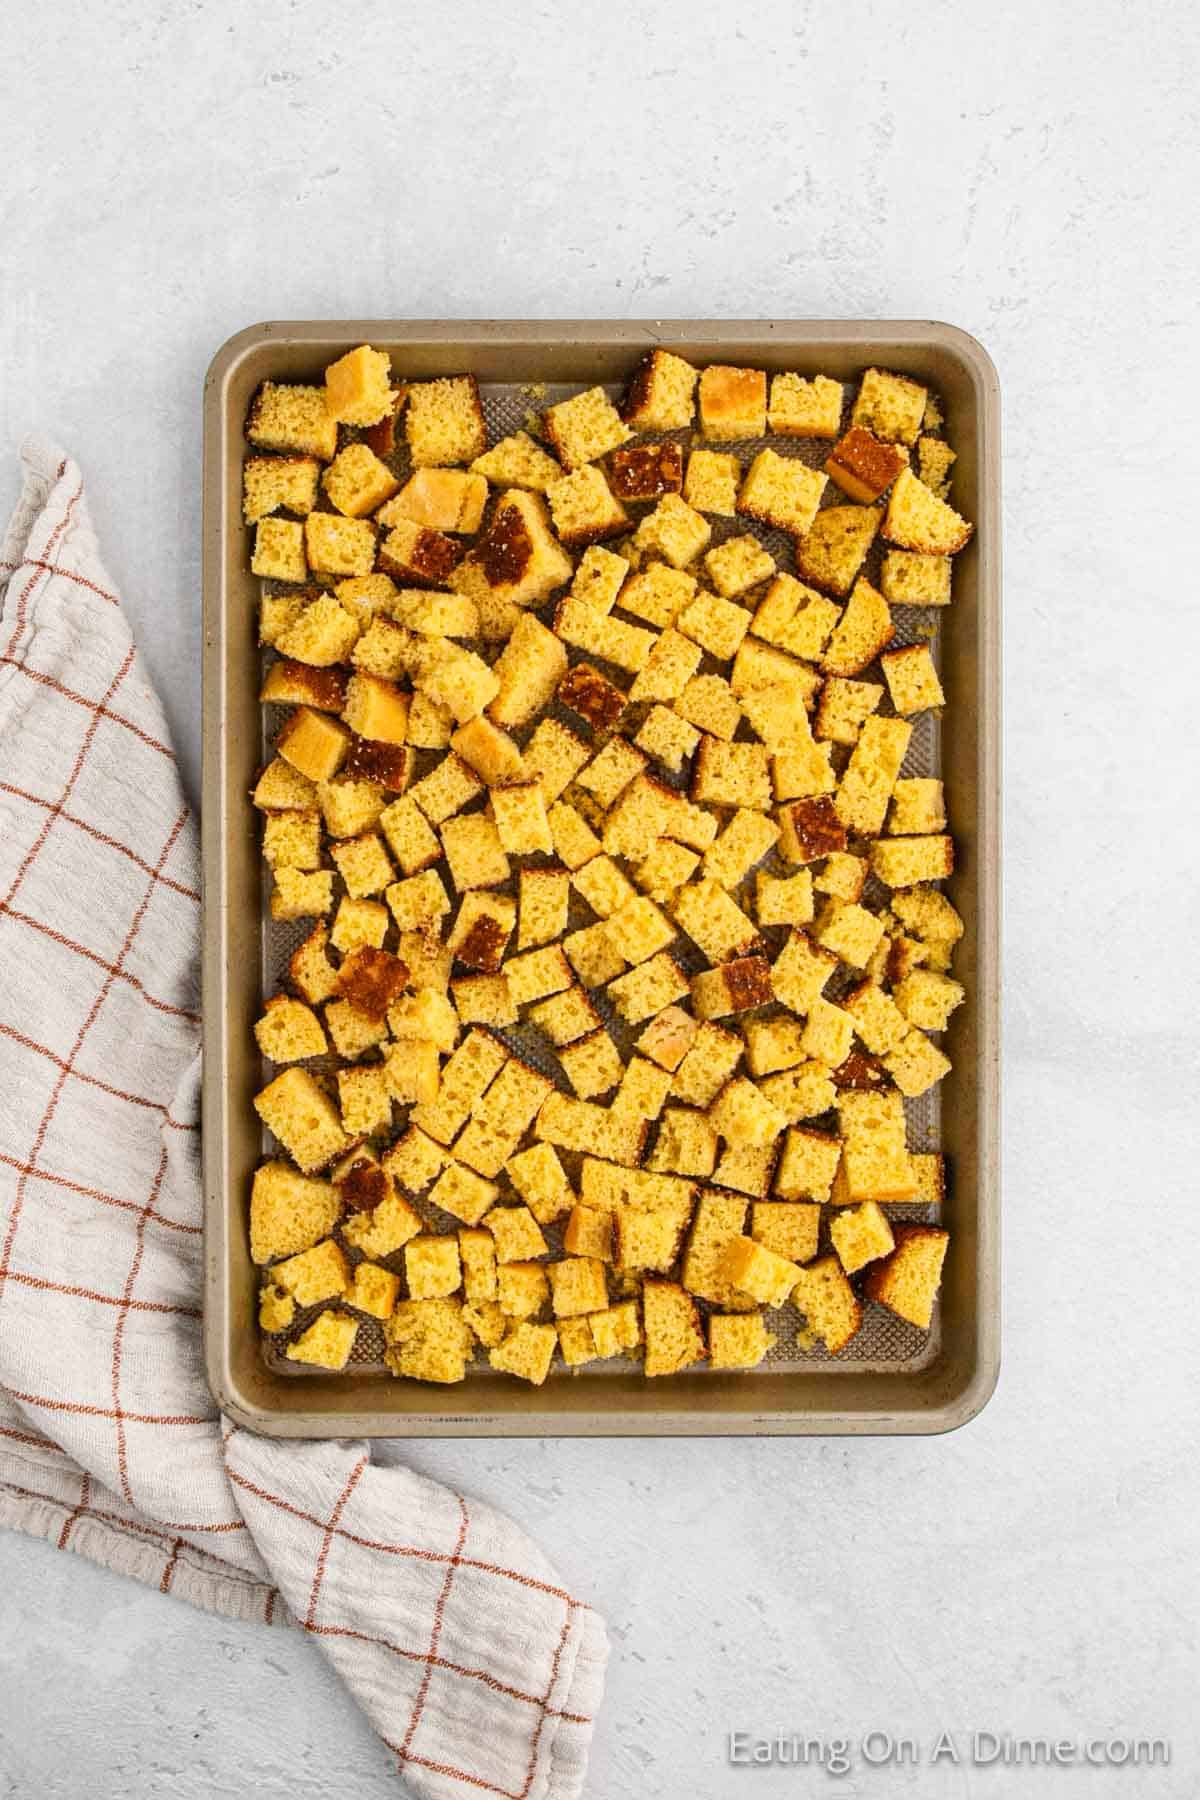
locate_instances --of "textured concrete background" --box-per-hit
[2,0,1198,1795]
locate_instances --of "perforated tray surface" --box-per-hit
[258,375,946,1380]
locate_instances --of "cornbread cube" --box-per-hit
[559,1029,622,1100]
[547,800,602,871]
[394,585,480,639]
[627,629,704,705]
[577,739,647,812]
[542,386,631,470]
[835,715,912,836]
[389,988,459,1056]
[864,1226,949,1329]
[821,578,894,677]
[774,1127,842,1203]
[607,951,690,1024]
[557,663,627,734]
[609,441,684,504]
[648,1106,719,1179]
[384,870,451,934]
[800,997,856,1069]
[751,573,840,660]
[679,588,756,662]
[384,1297,473,1384]
[270,867,334,921]
[404,374,486,467]
[692,738,771,811]
[403,1235,462,1301]
[569,544,629,613]
[249,1160,339,1264]
[683,448,741,516]
[675,674,741,743]
[768,371,843,438]
[259,590,316,651]
[334,571,399,623]
[628,777,716,854]
[547,1256,608,1320]
[273,1237,349,1307]
[837,1090,917,1201]
[717,1143,780,1199]
[483,1204,548,1264]
[690,956,773,1020]
[335,1064,391,1138]
[880,549,952,607]
[912,1153,946,1207]
[881,644,945,716]
[679,1192,749,1306]
[313,763,392,836]
[323,344,394,427]
[814,676,884,747]
[842,981,908,1057]
[634,494,711,570]
[636,838,701,904]
[617,568,694,635]
[894,969,964,1033]
[613,1056,673,1124]
[754,870,814,929]
[770,929,836,1013]
[620,348,699,430]
[827,1201,893,1277]
[556,1316,597,1367]
[633,705,700,776]
[381,1035,440,1106]
[603,894,675,966]
[417,644,500,725]
[737,449,827,537]
[409,757,482,832]
[504,944,572,1007]
[321,442,399,519]
[672,879,758,965]
[852,367,926,447]
[613,1204,689,1274]
[554,594,658,676]
[891,884,964,952]
[750,1200,819,1265]
[398,925,453,994]
[889,778,946,836]
[506,1142,575,1228]
[334,939,409,1017]
[258,1283,295,1333]
[247,381,338,460]
[546,465,629,547]
[382,468,488,534]
[439,813,510,892]
[883,1028,952,1097]
[490,1321,557,1385]
[471,430,562,492]
[630,1008,694,1077]
[304,514,376,578]
[709,1313,774,1370]
[342,744,408,805]
[563,921,629,989]
[791,1256,862,1354]
[327,832,391,900]
[412,1028,507,1144]
[883,467,973,555]
[871,834,955,890]
[722,1235,799,1307]
[698,364,766,440]
[795,505,882,598]
[514,866,567,951]
[482,620,566,739]
[453,1060,553,1178]
[771,738,835,803]
[561,1203,613,1262]
[824,427,908,507]
[464,1301,516,1350]
[730,644,822,719]
[529,984,601,1047]
[522,717,591,803]
[262,809,321,872]
[452,973,516,1028]
[244,453,320,525]
[276,706,351,784]
[814,853,868,904]
[581,1160,693,1214]
[815,901,886,969]
[340,675,408,752]
[374,799,437,881]
[352,616,418,681]
[426,1162,498,1229]
[709,1076,787,1151]
[288,921,339,1005]
[286,1312,359,1371]
[343,1263,401,1323]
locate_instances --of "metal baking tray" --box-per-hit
[202,320,1000,1436]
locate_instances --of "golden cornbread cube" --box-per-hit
[463,1299,508,1349]
[569,544,629,614]
[647,1105,718,1179]
[679,1188,753,1308]
[675,674,741,744]
[883,467,972,555]
[774,1127,842,1203]
[713,1143,778,1202]
[244,453,321,525]
[851,367,926,447]
[381,1037,440,1107]
[692,738,771,811]
[452,973,517,1028]
[912,1152,946,1207]
[830,1201,895,1277]
[560,1029,623,1100]
[254,993,327,1067]
[800,997,856,1069]
[542,385,631,469]
[690,955,773,1021]
[416,644,500,725]
[286,1311,359,1371]
[324,344,394,427]
[708,1313,774,1370]
[404,1234,462,1301]
[562,1203,613,1263]
[636,838,701,905]
[403,374,486,467]
[824,426,909,505]
[410,752,483,827]
[380,1125,448,1198]
[262,808,321,872]
[258,1282,295,1333]
[698,364,766,440]
[547,1256,608,1319]
[517,866,569,951]
[894,969,964,1033]
[273,1237,349,1307]
[595,772,671,860]
[577,739,647,811]
[471,429,562,492]
[351,617,418,681]
[768,371,843,438]
[891,884,963,951]
[729,638,821,709]
[864,1225,949,1329]
[633,493,711,570]
[440,813,512,892]
[504,944,572,1007]
[741,1017,806,1080]
[880,549,952,607]
[581,1161,693,1214]
[708,1077,787,1150]
[259,590,315,650]
[546,465,629,547]
[379,795,441,878]
[771,737,835,804]
[346,1261,402,1321]
[304,513,376,578]
[737,449,827,538]
[389,988,459,1055]
[815,901,886,970]
[870,834,955,889]
[558,663,628,736]
[613,1203,689,1275]
[814,853,868,904]
[834,715,912,837]
[385,1296,473,1384]
[814,676,884,747]
[607,951,690,1025]
[335,571,400,624]
[490,1321,557,1385]
[340,734,410,793]
[427,1162,499,1229]
[683,448,741,516]
[618,564,697,630]
[277,706,351,784]
[547,800,602,872]
[771,928,836,1013]
[759,1059,838,1132]
[506,1142,575,1228]
[836,1090,916,1202]
[722,1235,799,1307]
[672,879,758,965]
[270,867,334,922]
[288,919,339,1005]
[603,893,675,966]
[843,980,909,1056]
[821,577,894,677]
[497,1260,550,1319]
[249,1160,339,1264]
[751,1199,820,1265]
[634,706,700,776]
[554,594,657,677]
[458,1227,499,1305]
[521,717,591,803]
[327,831,391,900]
[323,996,388,1059]
[791,1256,862,1354]
[252,516,308,583]
[322,442,400,519]
[342,672,409,747]
[754,869,814,929]
[247,381,338,460]
[884,1028,952,1097]
[528,984,601,1048]
[619,347,699,430]
[414,1028,508,1144]
[627,630,704,706]
[385,869,451,933]
[557,1316,598,1367]
[889,778,946,836]
[454,489,574,611]
[613,1056,673,1124]
[680,588,756,664]
[564,921,629,990]
[751,574,841,662]
[382,468,488,534]
[795,504,882,598]
[448,718,525,791]
[398,925,453,994]
[609,440,684,502]
[881,644,945,717]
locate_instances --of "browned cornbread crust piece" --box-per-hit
[246,346,968,1380]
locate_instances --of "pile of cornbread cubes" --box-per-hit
[245,341,973,1385]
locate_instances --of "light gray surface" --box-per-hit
[1,0,1198,1796]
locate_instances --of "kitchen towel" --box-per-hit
[0,437,607,1800]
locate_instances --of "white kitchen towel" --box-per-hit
[0,438,607,1800]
